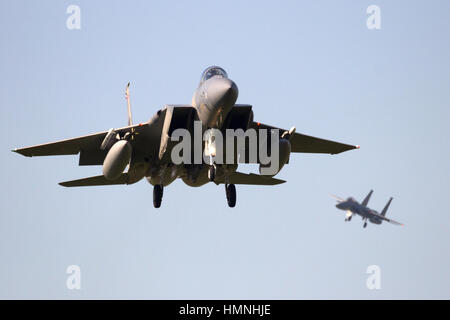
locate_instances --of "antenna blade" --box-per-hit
[126,82,133,126]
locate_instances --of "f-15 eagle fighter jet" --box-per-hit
[13,66,358,208]
[333,190,404,228]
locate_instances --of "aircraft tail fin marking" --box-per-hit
[381,197,393,216]
[361,189,373,207]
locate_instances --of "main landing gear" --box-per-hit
[225,183,236,207]
[153,184,163,208]
[363,221,367,228]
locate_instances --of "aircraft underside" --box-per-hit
[13,66,358,209]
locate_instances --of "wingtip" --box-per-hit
[331,194,344,202]
[333,144,360,155]
[11,148,31,157]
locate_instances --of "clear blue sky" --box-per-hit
[1,0,449,299]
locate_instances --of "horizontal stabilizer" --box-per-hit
[369,210,404,226]
[221,172,286,185]
[386,218,404,226]
[59,174,129,187]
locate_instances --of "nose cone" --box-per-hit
[207,77,238,108]
[336,203,343,209]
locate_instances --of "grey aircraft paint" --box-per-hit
[13,66,359,208]
[334,190,404,228]
[193,66,239,128]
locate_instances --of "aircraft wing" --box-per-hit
[370,211,404,226]
[217,172,286,185]
[250,122,359,154]
[12,107,170,166]
[12,123,150,157]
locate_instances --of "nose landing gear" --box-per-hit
[225,184,236,207]
[205,130,217,183]
[208,165,216,182]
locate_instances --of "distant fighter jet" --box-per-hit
[13,66,358,208]
[333,190,404,228]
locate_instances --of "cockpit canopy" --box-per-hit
[200,66,228,83]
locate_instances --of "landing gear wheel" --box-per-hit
[363,222,367,228]
[348,216,352,221]
[208,165,216,182]
[153,184,163,208]
[225,184,236,208]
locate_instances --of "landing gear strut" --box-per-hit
[208,165,216,182]
[205,131,217,183]
[225,184,236,207]
[363,221,367,228]
[153,184,163,208]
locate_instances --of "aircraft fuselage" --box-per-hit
[192,67,239,128]
[336,200,382,224]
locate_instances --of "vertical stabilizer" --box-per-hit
[361,190,373,207]
[381,197,393,216]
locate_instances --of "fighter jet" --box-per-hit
[13,66,358,208]
[333,190,404,228]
